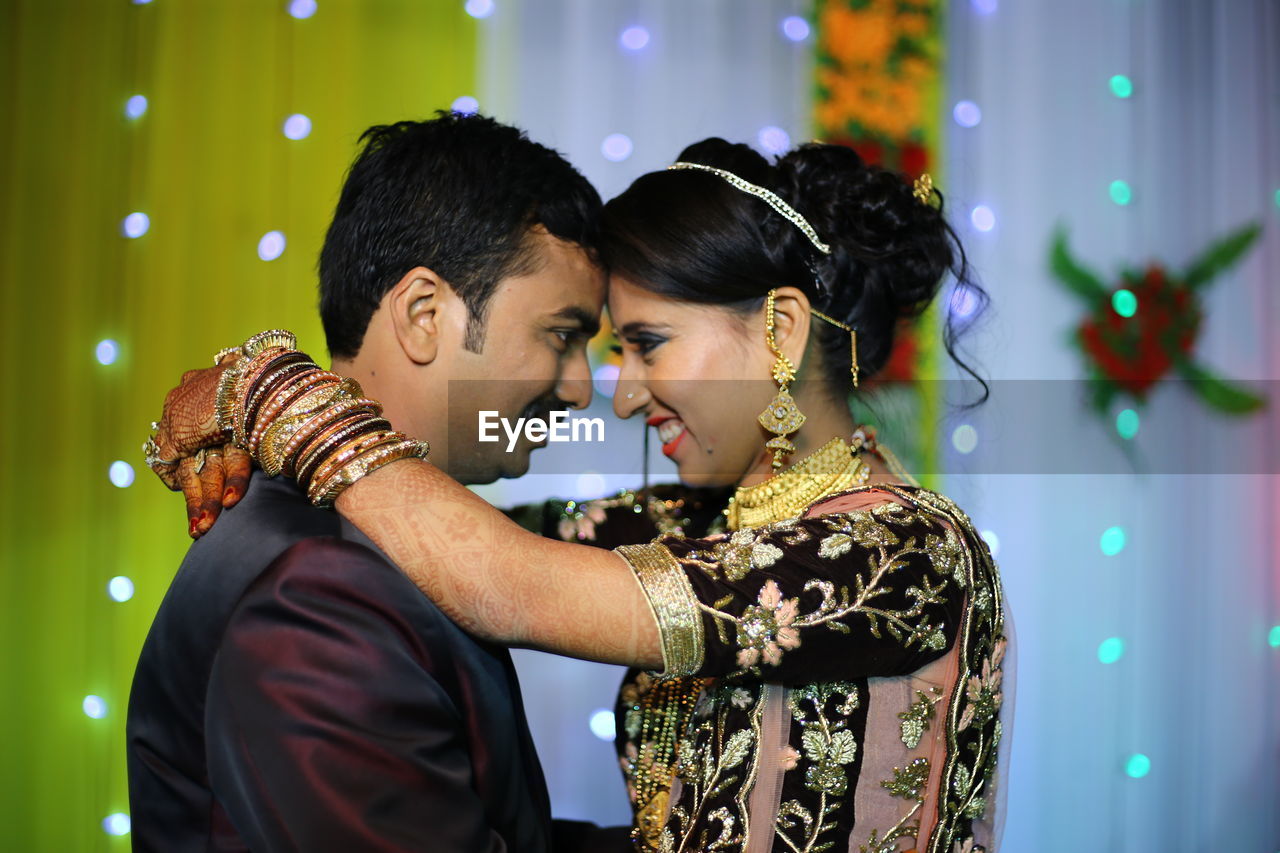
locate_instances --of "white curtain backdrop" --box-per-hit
[945,0,1279,850]
[470,0,1280,845]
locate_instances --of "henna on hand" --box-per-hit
[154,363,229,466]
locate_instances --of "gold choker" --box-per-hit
[725,435,871,530]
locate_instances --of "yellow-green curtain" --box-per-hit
[0,2,475,848]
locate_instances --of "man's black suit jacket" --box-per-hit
[127,472,626,852]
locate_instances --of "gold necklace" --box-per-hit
[725,435,871,530]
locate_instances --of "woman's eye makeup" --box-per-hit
[624,332,665,355]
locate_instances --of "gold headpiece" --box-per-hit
[913,172,935,205]
[668,162,831,255]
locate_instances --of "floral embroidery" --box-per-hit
[776,681,863,852]
[616,483,1006,853]
[882,757,930,801]
[692,505,956,672]
[958,638,1005,732]
[899,687,943,749]
[735,579,802,667]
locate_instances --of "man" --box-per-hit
[126,114,628,851]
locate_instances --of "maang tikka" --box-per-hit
[758,289,807,469]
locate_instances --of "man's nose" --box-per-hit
[556,350,594,411]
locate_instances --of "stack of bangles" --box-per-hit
[216,330,430,507]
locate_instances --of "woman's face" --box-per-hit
[609,274,777,487]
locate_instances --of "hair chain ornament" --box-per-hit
[810,309,859,388]
[668,162,831,255]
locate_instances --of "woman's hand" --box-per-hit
[149,359,251,538]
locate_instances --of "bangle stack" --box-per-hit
[218,329,429,507]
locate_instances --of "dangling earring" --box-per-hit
[757,289,806,469]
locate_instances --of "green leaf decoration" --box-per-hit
[1050,228,1109,303]
[720,730,754,771]
[1174,357,1267,414]
[1183,222,1261,290]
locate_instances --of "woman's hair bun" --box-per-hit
[774,143,972,381]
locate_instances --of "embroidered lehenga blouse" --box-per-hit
[518,436,1009,853]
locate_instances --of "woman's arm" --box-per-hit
[338,458,665,670]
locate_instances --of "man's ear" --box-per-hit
[386,266,450,365]
[768,286,812,368]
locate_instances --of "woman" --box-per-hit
[155,139,1008,853]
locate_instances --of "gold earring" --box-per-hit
[757,289,806,469]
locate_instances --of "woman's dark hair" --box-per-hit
[599,137,989,403]
[319,112,602,359]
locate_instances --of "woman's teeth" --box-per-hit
[657,419,685,445]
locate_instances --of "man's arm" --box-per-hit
[204,537,511,852]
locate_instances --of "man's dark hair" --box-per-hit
[319,113,602,358]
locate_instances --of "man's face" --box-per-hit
[440,228,605,485]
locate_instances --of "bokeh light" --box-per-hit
[588,709,615,741]
[951,424,978,454]
[781,16,810,42]
[1100,525,1126,556]
[1110,74,1133,98]
[108,576,135,603]
[258,231,286,261]
[464,0,495,18]
[575,472,607,498]
[757,126,791,155]
[620,26,650,51]
[109,461,135,489]
[95,339,119,365]
[953,100,981,127]
[1097,637,1125,664]
[949,283,980,319]
[970,205,996,232]
[1110,180,1133,206]
[592,363,619,398]
[282,113,312,140]
[1125,753,1151,778]
[83,695,108,719]
[979,529,1000,557]
[1268,625,1280,648]
[125,94,148,119]
[601,133,633,162]
[102,813,131,836]
[971,0,998,14]
[451,95,480,115]
[288,0,317,19]
[1115,408,1140,440]
[121,212,150,239]
[1111,288,1137,317]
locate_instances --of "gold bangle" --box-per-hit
[232,349,305,446]
[293,413,385,484]
[306,429,399,499]
[251,373,344,459]
[269,384,361,475]
[310,437,429,508]
[240,329,298,360]
[242,356,316,447]
[296,415,390,489]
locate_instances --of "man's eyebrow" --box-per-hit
[550,306,601,338]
